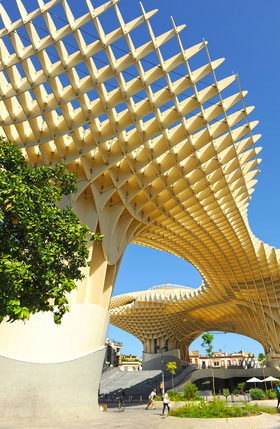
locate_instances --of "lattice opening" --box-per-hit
[130,19,152,49]
[104,76,118,93]
[78,21,99,43]
[92,49,110,69]
[122,64,139,83]
[1,35,14,55]
[48,3,70,30]
[111,37,131,61]
[141,51,160,72]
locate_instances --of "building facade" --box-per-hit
[103,338,123,369]
[119,355,142,371]
[189,350,260,369]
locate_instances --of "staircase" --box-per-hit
[99,365,197,398]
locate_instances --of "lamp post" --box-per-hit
[156,344,168,394]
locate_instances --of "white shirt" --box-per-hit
[163,393,169,403]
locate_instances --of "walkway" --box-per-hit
[1,402,279,428]
[72,404,280,429]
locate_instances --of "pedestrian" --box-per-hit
[120,389,125,405]
[161,390,170,416]
[276,383,280,408]
[146,387,158,410]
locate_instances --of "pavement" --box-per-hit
[76,403,280,429]
[1,401,280,428]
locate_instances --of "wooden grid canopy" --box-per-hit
[0,0,279,354]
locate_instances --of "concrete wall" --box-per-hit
[266,351,280,368]
[0,303,108,362]
[142,349,181,370]
[0,349,105,427]
[0,303,109,427]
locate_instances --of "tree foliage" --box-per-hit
[167,361,177,391]
[0,139,101,324]
[258,352,266,366]
[183,381,198,400]
[201,332,214,357]
[166,361,177,375]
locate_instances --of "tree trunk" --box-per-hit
[210,359,216,399]
[262,364,268,392]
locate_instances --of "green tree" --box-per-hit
[167,361,177,391]
[249,387,266,400]
[237,382,246,394]
[0,138,102,324]
[258,352,267,392]
[183,380,198,400]
[201,331,216,398]
[222,388,230,402]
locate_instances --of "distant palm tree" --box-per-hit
[167,361,177,391]
[201,332,216,398]
[258,353,267,392]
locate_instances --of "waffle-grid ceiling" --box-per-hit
[1,0,280,353]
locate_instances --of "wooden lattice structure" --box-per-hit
[0,0,280,358]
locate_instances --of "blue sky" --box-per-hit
[1,0,280,358]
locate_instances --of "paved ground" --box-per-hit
[78,403,280,429]
[1,401,280,428]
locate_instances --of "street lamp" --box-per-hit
[155,344,168,394]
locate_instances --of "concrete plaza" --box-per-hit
[88,403,280,429]
[93,409,280,429]
[1,402,279,429]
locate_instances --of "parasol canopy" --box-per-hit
[263,376,279,382]
[263,375,279,389]
[246,377,262,388]
[246,377,262,382]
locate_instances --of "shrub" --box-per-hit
[169,400,276,418]
[183,381,198,400]
[266,390,276,399]
[233,388,240,395]
[251,404,277,415]
[154,395,162,401]
[223,388,230,401]
[168,390,183,401]
[249,388,266,400]
[237,382,246,393]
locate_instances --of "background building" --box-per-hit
[189,349,261,369]
[103,338,123,369]
[119,354,142,371]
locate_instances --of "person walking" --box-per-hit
[146,388,158,410]
[276,383,280,409]
[161,390,170,416]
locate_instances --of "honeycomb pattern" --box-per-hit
[1,0,280,354]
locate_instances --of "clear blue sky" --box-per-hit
[1,0,280,357]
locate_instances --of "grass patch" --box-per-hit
[169,400,277,418]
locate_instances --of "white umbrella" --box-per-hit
[263,376,279,381]
[263,376,279,389]
[247,377,262,388]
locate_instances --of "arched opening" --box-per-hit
[189,332,265,364]
[108,243,202,356]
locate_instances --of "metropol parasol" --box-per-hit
[0,0,279,422]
